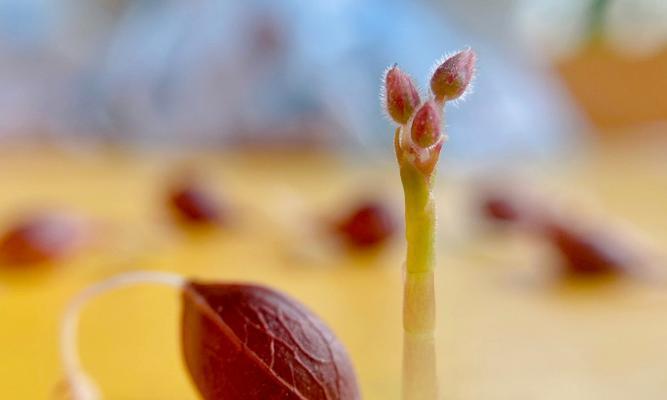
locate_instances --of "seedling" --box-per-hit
[382,48,476,400]
[60,272,359,399]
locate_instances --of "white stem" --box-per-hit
[60,271,186,400]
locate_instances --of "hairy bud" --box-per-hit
[384,65,420,124]
[410,101,442,148]
[430,48,476,102]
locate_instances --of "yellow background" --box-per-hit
[0,141,666,399]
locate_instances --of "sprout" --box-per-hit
[382,48,477,400]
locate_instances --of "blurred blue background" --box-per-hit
[0,0,666,158]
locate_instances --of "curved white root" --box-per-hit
[60,271,186,400]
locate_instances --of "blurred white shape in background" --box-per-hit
[606,0,667,57]
[0,0,584,161]
[514,0,667,59]
[514,0,592,60]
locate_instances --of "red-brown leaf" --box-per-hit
[181,282,360,400]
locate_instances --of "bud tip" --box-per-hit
[430,48,477,102]
[383,64,421,125]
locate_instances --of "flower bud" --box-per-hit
[384,64,420,124]
[430,48,476,102]
[410,101,442,148]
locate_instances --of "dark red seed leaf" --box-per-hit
[181,282,360,400]
[334,202,395,249]
[0,213,87,265]
[168,181,225,226]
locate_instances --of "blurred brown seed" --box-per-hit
[479,192,521,223]
[334,201,396,249]
[0,213,87,265]
[168,180,225,226]
[478,188,643,278]
[544,221,642,277]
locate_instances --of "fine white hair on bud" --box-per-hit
[410,101,442,148]
[381,64,421,125]
[383,49,476,176]
[430,48,477,103]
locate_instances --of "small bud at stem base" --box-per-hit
[410,101,442,148]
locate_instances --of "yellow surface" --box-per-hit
[0,142,666,399]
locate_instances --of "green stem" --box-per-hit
[588,0,609,45]
[400,162,437,400]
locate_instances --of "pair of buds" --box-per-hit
[383,48,476,175]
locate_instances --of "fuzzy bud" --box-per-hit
[410,101,442,148]
[430,48,476,102]
[384,65,420,124]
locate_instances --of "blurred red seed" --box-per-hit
[182,282,360,400]
[0,213,86,265]
[478,188,642,278]
[544,221,640,277]
[168,180,225,226]
[479,192,521,223]
[334,201,396,249]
